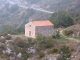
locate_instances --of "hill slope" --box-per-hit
[0,0,80,29]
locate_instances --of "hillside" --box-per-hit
[36,0,80,11]
[0,0,80,30]
[0,0,6,6]
[66,24,80,33]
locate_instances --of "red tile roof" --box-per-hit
[32,20,54,26]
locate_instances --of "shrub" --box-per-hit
[27,37,32,43]
[36,36,53,49]
[55,30,60,38]
[21,49,30,59]
[45,42,53,48]
[36,33,43,43]
[22,53,30,60]
[5,35,12,40]
[57,46,71,60]
[38,51,45,58]
[15,47,22,54]
[50,11,74,28]
[52,35,56,39]
[50,48,58,54]
[15,37,29,48]
[65,29,74,36]
[0,38,6,43]
[35,33,43,48]
[0,45,6,50]
[9,4,19,13]
[45,37,53,48]
[16,26,25,34]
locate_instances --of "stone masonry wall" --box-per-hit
[35,26,54,37]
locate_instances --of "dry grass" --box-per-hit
[66,24,80,32]
[11,34,27,40]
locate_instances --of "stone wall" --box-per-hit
[25,22,35,38]
[35,26,54,37]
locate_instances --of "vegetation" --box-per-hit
[50,48,58,54]
[69,11,80,24]
[15,37,29,48]
[0,25,16,34]
[22,50,30,60]
[25,0,40,4]
[5,35,12,40]
[35,33,43,48]
[50,11,74,28]
[38,51,45,58]
[35,34,54,49]
[54,30,60,39]
[0,0,80,31]
[54,35,70,42]
[0,38,6,43]
[9,4,19,13]
[57,46,71,60]
[0,0,79,59]
[0,25,25,35]
[0,6,36,31]
[22,9,35,20]
[64,29,74,36]
[44,37,53,48]
[16,26,25,34]
[0,32,74,60]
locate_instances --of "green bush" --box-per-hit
[45,42,53,48]
[27,37,32,43]
[16,26,25,34]
[15,47,22,54]
[35,33,43,48]
[21,50,30,60]
[50,11,74,28]
[57,46,71,60]
[22,53,30,60]
[15,37,29,48]
[55,30,60,38]
[38,51,45,58]
[50,48,58,54]
[0,25,17,35]
[36,36,53,49]
[9,4,19,13]
[65,29,74,36]
[45,37,53,48]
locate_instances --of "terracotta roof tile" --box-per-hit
[32,20,53,26]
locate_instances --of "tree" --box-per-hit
[36,33,43,43]
[21,9,35,20]
[0,25,15,34]
[55,30,60,38]
[35,34,53,49]
[9,4,19,13]
[50,11,74,28]
[16,26,25,34]
[35,33,43,48]
[44,37,53,48]
[57,46,71,60]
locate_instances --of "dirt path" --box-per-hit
[59,28,80,42]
